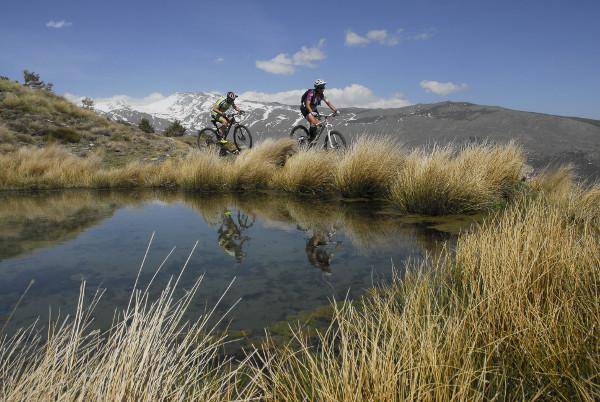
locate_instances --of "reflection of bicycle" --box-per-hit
[305,229,343,273]
[197,112,253,154]
[290,113,346,150]
[217,210,255,263]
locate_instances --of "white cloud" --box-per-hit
[65,92,167,112]
[411,28,436,40]
[46,20,72,29]
[345,29,401,46]
[420,80,469,96]
[214,57,224,63]
[291,38,326,67]
[345,31,370,46]
[413,32,433,40]
[366,30,387,42]
[346,28,435,46]
[255,54,295,75]
[241,84,411,109]
[256,39,326,75]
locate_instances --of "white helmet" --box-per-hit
[314,79,326,89]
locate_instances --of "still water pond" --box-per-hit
[0,190,472,337]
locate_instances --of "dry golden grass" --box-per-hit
[249,181,600,401]
[0,145,100,189]
[530,165,600,230]
[0,245,257,401]
[335,136,404,198]
[229,138,296,190]
[0,138,526,215]
[390,142,524,214]
[271,148,338,194]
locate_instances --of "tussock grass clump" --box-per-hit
[251,185,600,401]
[0,145,100,189]
[390,142,524,214]
[271,148,338,194]
[175,149,231,191]
[229,138,296,190]
[530,165,600,229]
[335,136,404,198]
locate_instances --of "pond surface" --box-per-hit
[0,190,473,339]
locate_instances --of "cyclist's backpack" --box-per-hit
[301,89,310,106]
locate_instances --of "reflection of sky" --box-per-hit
[0,194,451,335]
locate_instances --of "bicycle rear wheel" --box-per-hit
[290,125,310,148]
[233,125,253,151]
[325,131,347,150]
[197,128,218,150]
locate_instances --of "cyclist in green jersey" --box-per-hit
[211,91,244,145]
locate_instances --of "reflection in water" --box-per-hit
[0,190,480,337]
[217,210,254,263]
[304,229,342,273]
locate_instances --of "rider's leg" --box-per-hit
[217,116,229,139]
[306,113,320,140]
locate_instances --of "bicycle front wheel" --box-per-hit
[233,125,253,151]
[197,128,218,150]
[325,131,347,150]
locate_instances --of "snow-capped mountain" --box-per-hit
[95,92,306,137]
[94,92,600,178]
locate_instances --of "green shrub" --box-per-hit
[164,120,186,137]
[138,118,155,133]
[45,128,81,143]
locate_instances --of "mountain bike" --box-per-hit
[290,113,346,150]
[197,112,253,153]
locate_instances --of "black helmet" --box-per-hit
[226,91,237,102]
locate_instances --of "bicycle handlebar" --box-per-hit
[320,111,339,119]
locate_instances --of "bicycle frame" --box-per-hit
[309,113,336,148]
[213,112,244,139]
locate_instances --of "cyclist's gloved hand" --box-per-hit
[239,110,246,114]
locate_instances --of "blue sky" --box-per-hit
[1,0,599,117]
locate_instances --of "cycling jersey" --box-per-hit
[212,96,234,115]
[301,89,326,110]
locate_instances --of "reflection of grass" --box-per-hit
[0,190,155,260]
[1,172,598,400]
[0,138,525,215]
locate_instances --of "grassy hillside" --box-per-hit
[0,79,193,166]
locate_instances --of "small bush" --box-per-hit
[164,120,186,137]
[138,118,155,133]
[45,128,81,143]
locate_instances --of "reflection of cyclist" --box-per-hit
[211,92,244,145]
[305,230,342,273]
[300,79,338,141]
[217,210,253,263]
